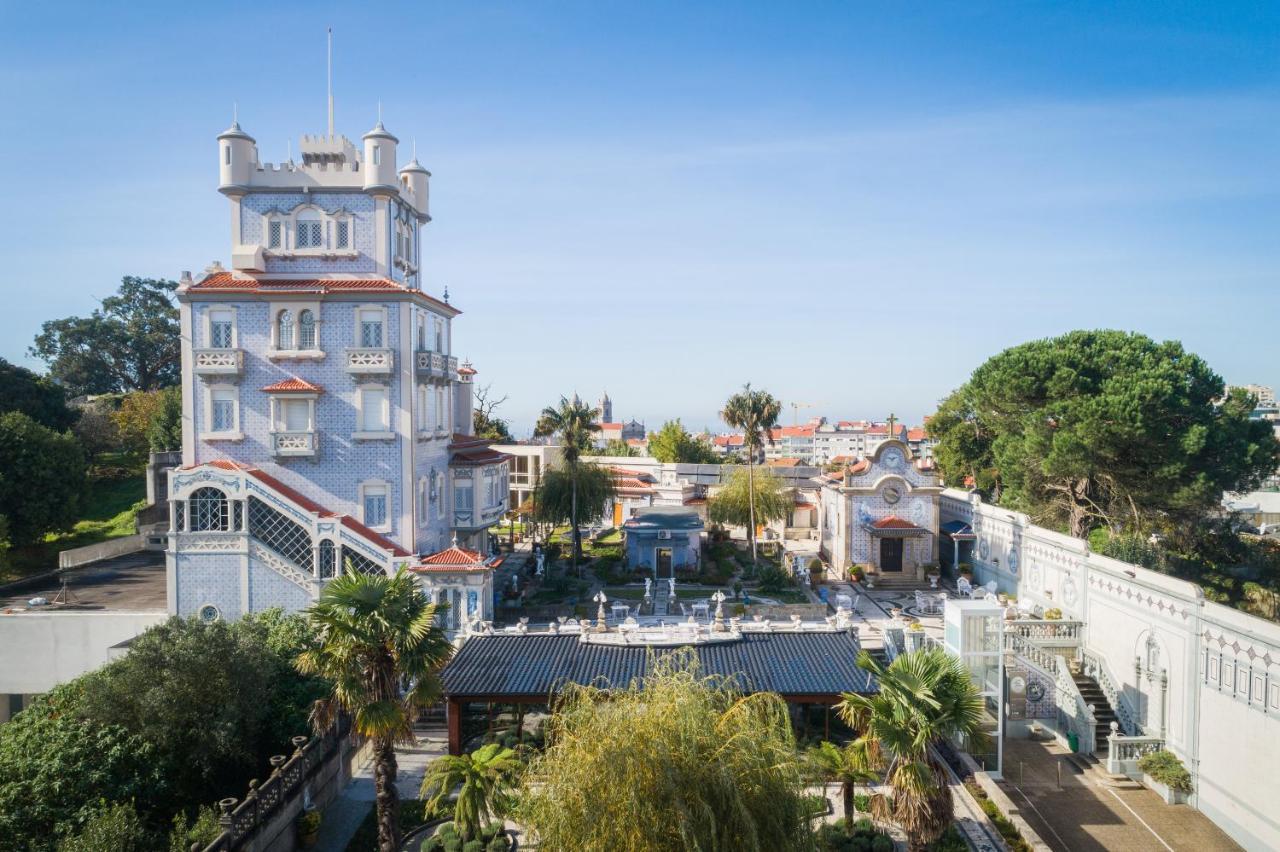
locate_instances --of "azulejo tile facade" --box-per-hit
[167,112,509,629]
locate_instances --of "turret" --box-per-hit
[362,120,399,192]
[398,157,431,221]
[217,120,256,195]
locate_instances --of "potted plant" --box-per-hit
[958,562,973,582]
[1044,607,1063,620]
[296,809,322,848]
[1137,750,1192,804]
[907,619,924,632]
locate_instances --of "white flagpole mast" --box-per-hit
[327,27,334,137]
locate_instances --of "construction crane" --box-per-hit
[790,401,815,426]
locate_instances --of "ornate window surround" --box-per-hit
[268,393,318,435]
[203,383,242,441]
[267,301,325,359]
[203,305,239,348]
[260,202,356,259]
[354,304,390,350]
[354,382,394,440]
[358,479,392,533]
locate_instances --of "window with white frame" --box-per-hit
[435,470,445,519]
[207,387,239,436]
[435,387,445,431]
[267,220,282,249]
[453,477,473,512]
[298,309,317,350]
[434,318,444,353]
[336,220,350,249]
[361,481,389,530]
[277,310,295,350]
[357,385,390,434]
[209,309,235,348]
[359,308,385,348]
[296,210,323,248]
[276,397,312,432]
[418,385,431,434]
[483,467,500,508]
[417,315,428,350]
[417,477,429,524]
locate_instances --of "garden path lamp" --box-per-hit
[594,590,608,632]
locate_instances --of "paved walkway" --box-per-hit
[998,738,1240,852]
[314,727,449,852]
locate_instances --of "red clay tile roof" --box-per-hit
[180,460,411,556]
[907,428,927,441]
[188,272,457,313]
[608,466,651,479]
[457,365,477,376]
[847,459,871,474]
[873,516,920,530]
[625,438,647,447]
[411,544,486,570]
[714,434,745,447]
[770,426,816,439]
[768,458,803,467]
[261,377,324,393]
[451,448,510,466]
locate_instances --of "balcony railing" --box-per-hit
[345,348,394,375]
[272,431,318,458]
[1007,619,1083,645]
[1106,733,1165,776]
[193,348,245,377]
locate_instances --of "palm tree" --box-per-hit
[533,395,601,574]
[421,743,522,841]
[720,384,782,563]
[806,740,879,834]
[296,569,454,852]
[837,648,986,851]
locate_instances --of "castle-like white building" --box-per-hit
[166,113,508,628]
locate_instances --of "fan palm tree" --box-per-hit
[806,740,879,833]
[837,648,986,851]
[421,743,522,841]
[296,569,454,852]
[533,394,601,573]
[720,384,782,563]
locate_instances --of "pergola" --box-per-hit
[437,630,877,754]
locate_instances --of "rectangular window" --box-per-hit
[210,389,236,433]
[361,386,388,432]
[435,387,445,430]
[297,221,322,248]
[454,480,473,511]
[434,318,444,353]
[363,485,388,529]
[267,221,282,248]
[336,220,349,249]
[373,144,381,166]
[280,399,310,432]
[209,310,234,348]
[359,309,384,348]
[417,316,428,350]
[224,145,231,165]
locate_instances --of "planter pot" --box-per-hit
[299,830,319,848]
[1143,774,1190,805]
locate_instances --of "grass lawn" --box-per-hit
[3,474,146,581]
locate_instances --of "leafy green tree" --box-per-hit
[533,395,603,571]
[70,398,122,459]
[167,805,221,852]
[721,385,782,563]
[0,412,87,545]
[597,438,638,457]
[149,386,183,452]
[708,467,792,544]
[0,358,76,431]
[56,801,153,852]
[296,570,454,852]
[74,614,327,817]
[533,464,616,574]
[420,744,521,841]
[839,649,985,851]
[0,686,162,851]
[30,276,179,396]
[647,419,718,464]
[929,330,1280,539]
[806,741,878,835]
[517,652,812,851]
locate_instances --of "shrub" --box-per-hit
[756,563,793,594]
[813,817,894,851]
[167,805,221,852]
[56,801,153,852]
[1137,750,1193,793]
[463,841,485,852]
[926,825,968,851]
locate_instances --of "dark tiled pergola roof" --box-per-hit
[439,631,876,701]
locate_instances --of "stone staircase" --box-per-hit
[1072,670,1120,756]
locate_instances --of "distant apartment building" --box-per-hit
[766,425,817,463]
[1232,384,1277,409]
[494,444,562,512]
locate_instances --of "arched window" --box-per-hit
[277,310,294,350]
[318,540,336,579]
[296,209,323,248]
[190,487,229,532]
[298,310,316,350]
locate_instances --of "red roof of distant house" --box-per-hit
[907,428,927,441]
[457,365,477,376]
[829,454,856,465]
[768,458,803,467]
[625,438,646,447]
[187,272,458,312]
[770,426,816,439]
[684,497,707,505]
[714,434,745,447]
[873,516,920,530]
[836,420,869,429]
[794,501,817,510]
[182,460,411,556]
[410,544,489,571]
[847,459,871,474]
[598,422,624,430]
[261,377,324,394]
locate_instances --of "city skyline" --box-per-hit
[2,1,1278,434]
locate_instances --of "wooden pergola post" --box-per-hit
[447,697,463,756]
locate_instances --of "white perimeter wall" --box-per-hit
[941,489,1280,851]
[0,611,167,695]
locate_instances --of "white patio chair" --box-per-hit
[914,590,927,611]
[956,577,974,597]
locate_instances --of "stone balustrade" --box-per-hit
[271,430,318,458]
[193,348,245,377]
[1106,732,1166,776]
[344,347,394,375]
[1007,619,1083,644]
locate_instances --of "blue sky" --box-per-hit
[2,1,1277,435]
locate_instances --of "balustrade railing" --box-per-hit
[1006,632,1063,674]
[193,348,245,376]
[271,431,318,458]
[1007,619,1083,644]
[345,347,394,375]
[1105,733,1165,776]
[1082,649,1140,735]
[415,350,454,380]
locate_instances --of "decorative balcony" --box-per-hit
[415,351,461,382]
[271,431,318,458]
[345,348,394,376]
[193,348,245,378]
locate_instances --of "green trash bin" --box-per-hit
[1067,731,1079,753]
